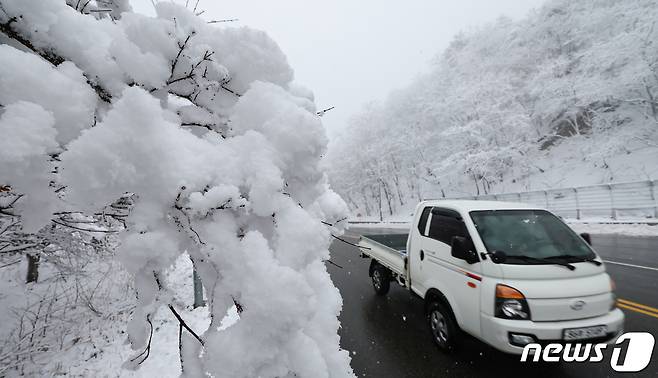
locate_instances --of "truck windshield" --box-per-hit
[469,209,594,262]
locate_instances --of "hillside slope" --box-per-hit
[327,0,658,218]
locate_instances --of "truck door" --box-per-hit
[409,206,432,296]
[420,208,481,336]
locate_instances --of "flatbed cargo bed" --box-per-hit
[358,233,409,277]
[361,233,408,252]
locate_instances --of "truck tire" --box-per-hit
[371,263,391,296]
[427,300,459,352]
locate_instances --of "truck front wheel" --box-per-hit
[427,301,459,351]
[371,263,391,296]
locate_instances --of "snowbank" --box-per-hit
[568,222,658,237]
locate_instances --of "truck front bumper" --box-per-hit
[480,308,624,354]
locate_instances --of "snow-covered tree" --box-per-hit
[0,1,353,377]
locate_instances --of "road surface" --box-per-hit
[328,227,658,377]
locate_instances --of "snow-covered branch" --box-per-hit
[0,1,352,377]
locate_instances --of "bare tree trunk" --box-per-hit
[380,179,394,216]
[391,174,404,206]
[471,174,477,196]
[390,158,405,206]
[26,253,39,283]
[645,81,657,122]
[407,178,415,196]
[372,184,383,222]
[472,173,481,196]
[482,176,491,195]
[433,178,446,199]
[345,193,358,212]
[409,168,423,201]
[360,188,371,216]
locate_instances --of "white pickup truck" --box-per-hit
[358,200,624,354]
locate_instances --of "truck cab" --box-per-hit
[358,200,624,354]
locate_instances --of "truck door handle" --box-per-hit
[420,250,425,261]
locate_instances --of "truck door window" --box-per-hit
[417,207,431,235]
[428,212,469,246]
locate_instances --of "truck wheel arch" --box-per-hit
[368,259,377,277]
[424,288,459,327]
[369,259,388,277]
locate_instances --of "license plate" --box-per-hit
[563,325,607,341]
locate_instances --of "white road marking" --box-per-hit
[603,259,658,272]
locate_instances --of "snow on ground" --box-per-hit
[0,253,239,377]
[63,305,211,377]
[64,254,239,377]
[568,222,658,237]
[496,145,658,195]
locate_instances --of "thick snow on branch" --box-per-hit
[0,1,352,377]
[0,101,58,231]
[0,45,96,145]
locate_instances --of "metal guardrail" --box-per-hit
[348,220,410,224]
[456,180,658,221]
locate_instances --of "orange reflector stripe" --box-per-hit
[496,284,525,299]
[458,269,482,281]
[466,272,482,281]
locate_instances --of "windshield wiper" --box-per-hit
[544,254,602,266]
[508,254,576,271]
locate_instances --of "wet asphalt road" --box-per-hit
[327,228,658,378]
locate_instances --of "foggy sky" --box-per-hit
[130,0,546,138]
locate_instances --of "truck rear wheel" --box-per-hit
[371,263,391,296]
[427,301,459,351]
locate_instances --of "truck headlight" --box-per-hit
[495,284,531,320]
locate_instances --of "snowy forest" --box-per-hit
[327,0,658,219]
[0,0,353,377]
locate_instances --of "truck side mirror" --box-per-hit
[580,232,592,246]
[451,236,479,264]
